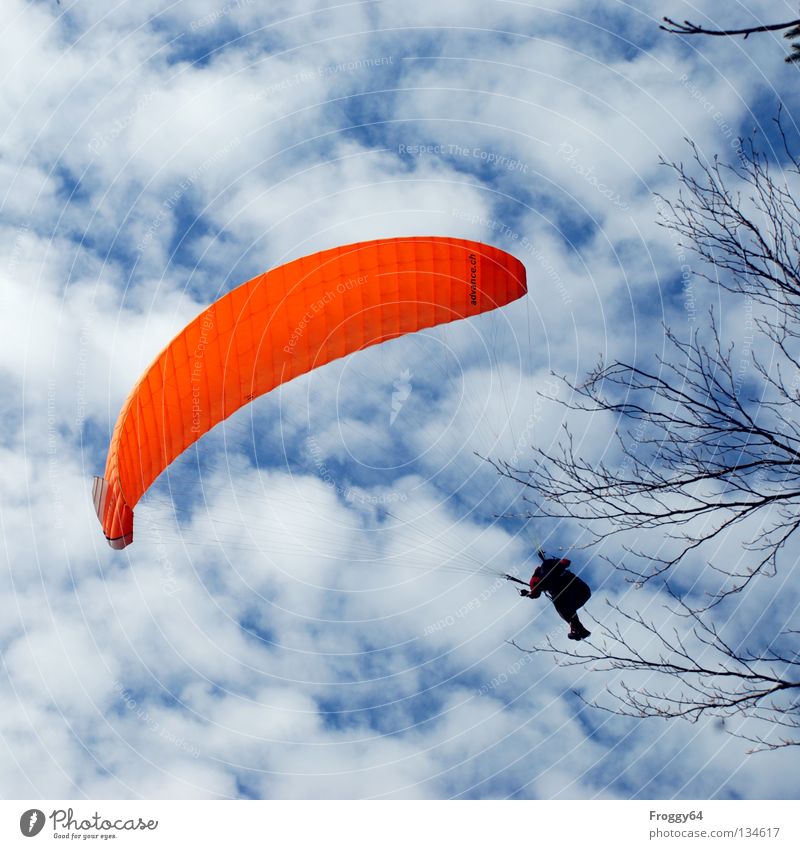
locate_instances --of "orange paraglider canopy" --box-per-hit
[93,236,527,548]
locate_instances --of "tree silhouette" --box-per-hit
[494,127,800,749]
[495,129,800,601]
[510,587,800,752]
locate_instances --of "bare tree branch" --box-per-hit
[660,15,800,63]
[661,17,800,39]
[491,127,800,603]
[497,126,800,750]
[511,590,800,751]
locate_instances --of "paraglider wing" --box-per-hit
[93,236,527,548]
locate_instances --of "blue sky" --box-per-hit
[2,0,800,799]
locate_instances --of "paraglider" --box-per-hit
[93,236,527,548]
[515,549,592,640]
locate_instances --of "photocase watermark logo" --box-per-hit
[555,142,630,210]
[19,809,45,837]
[18,807,159,836]
[390,369,413,425]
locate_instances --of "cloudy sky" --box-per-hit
[2,0,799,799]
